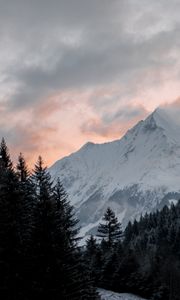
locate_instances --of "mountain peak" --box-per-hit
[138,107,180,145]
[144,107,167,127]
[49,104,180,238]
[147,106,179,127]
[143,112,158,131]
[79,141,95,151]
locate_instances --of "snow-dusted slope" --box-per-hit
[49,108,180,236]
[99,289,147,300]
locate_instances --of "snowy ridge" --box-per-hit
[49,107,180,237]
[99,289,147,300]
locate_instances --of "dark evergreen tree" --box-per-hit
[123,221,133,245]
[53,179,100,299]
[16,152,30,182]
[31,158,99,299]
[97,207,122,247]
[101,249,120,290]
[53,178,79,248]
[85,235,98,259]
[0,142,100,299]
[15,153,36,297]
[52,178,81,299]
[84,236,101,283]
[0,142,24,298]
[30,156,59,298]
[0,137,13,170]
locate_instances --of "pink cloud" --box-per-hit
[81,103,148,139]
[1,85,180,168]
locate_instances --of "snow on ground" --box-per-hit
[99,289,147,300]
[169,199,178,206]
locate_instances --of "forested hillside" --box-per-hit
[0,138,180,300]
[84,205,180,300]
[0,138,99,299]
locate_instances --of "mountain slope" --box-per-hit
[49,107,180,236]
[99,289,147,300]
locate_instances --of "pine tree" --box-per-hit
[0,144,100,299]
[123,221,133,245]
[85,235,98,259]
[53,179,100,299]
[15,153,37,298]
[51,178,80,299]
[97,207,122,247]
[84,235,100,281]
[53,178,79,248]
[31,159,98,299]
[17,152,30,182]
[31,156,56,297]
[32,156,53,200]
[0,137,13,170]
[0,142,25,298]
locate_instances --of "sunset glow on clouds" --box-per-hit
[1,0,180,167]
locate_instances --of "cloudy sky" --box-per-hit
[1,0,180,166]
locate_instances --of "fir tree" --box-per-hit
[0,137,13,170]
[15,153,36,298]
[84,236,101,282]
[53,178,79,248]
[31,156,56,297]
[53,179,100,299]
[123,221,133,245]
[16,152,30,182]
[52,178,80,299]
[0,144,24,298]
[0,144,100,299]
[85,235,98,259]
[97,207,122,247]
[31,159,99,299]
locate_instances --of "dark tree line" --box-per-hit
[84,204,180,300]
[1,137,180,300]
[0,138,99,300]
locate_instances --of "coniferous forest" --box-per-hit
[0,138,99,299]
[85,204,180,300]
[0,138,180,300]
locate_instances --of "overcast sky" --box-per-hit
[1,0,180,166]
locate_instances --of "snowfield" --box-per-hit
[99,289,147,300]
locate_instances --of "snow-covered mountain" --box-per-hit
[49,107,180,237]
[99,289,147,300]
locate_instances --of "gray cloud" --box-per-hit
[1,0,180,110]
[102,106,147,124]
[80,104,148,138]
[1,0,180,163]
